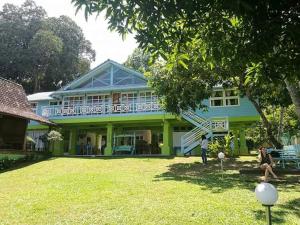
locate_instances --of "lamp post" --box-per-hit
[255,183,278,225]
[218,152,225,178]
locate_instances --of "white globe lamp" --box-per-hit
[218,152,225,175]
[255,183,278,225]
[218,152,225,159]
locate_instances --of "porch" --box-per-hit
[52,119,173,156]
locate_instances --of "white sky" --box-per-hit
[0,0,138,68]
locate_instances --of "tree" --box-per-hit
[0,0,95,93]
[72,0,299,148]
[29,30,63,92]
[124,48,150,73]
[41,16,96,91]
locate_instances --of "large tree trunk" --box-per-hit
[277,106,284,141]
[34,73,39,93]
[246,91,283,149]
[284,78,300,120]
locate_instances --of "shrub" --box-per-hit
[246,137,255,150]
[208,140,225,158]
[0,153,50,171]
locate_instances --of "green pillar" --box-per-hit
[52,140,64,155]
[104,123,113,156]
[162,120,172,155]
[95,133,99,155]
[69,129,78,155]
[232,129,240,156]
[239,127,249,155]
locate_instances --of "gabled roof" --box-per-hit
[60,59,148,92]
[0,78,54,125]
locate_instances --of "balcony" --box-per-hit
[41,102,162,118]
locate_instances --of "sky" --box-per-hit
[0,0,138,68]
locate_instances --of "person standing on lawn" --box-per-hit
[201,135,208,164]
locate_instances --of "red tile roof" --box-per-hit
[0,77,54,125]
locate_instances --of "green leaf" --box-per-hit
[178,59,188,70]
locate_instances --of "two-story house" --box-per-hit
[27,60,259,156]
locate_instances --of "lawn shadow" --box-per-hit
[153,158,258,192]
[253,209,286,224]
[253,197,300,224]
[153,158,300,193]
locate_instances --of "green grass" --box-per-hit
[0,157,299,225]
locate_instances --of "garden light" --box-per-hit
[218,152,225,178]
[255,183,278,225]
[218,152,225,160]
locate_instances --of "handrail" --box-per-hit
[41,101,162,117]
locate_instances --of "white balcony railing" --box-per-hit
[41,102,162,118]
[210,117,229,131]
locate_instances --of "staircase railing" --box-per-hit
[181,110,213,155]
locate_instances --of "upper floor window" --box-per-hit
[121,92,137,104]
[63,96,84,107]
[49,101,62,106]
[210,89,239,107]
[87,95,110,105]
[30,102,37,113]
[139,91,158,103]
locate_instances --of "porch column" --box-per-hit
[239,127,249,155]
[53,140,64,155]
[69,128,77,155]
[162,120,172,155]
[52,128,64,156]
[232,129,240,156]
[104,123,113,156]
[95,133,99,155]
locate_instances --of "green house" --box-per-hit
[27,60,259,156]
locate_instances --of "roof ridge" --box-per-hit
[0,77,22,87]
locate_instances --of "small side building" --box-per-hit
[0,77,53,151]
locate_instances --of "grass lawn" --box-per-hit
[0,156,299,225]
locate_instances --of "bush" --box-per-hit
[0,153,50,171]
[246,137,255,150]
[208,140,225,158]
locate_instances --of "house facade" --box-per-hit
[27,60,259,156]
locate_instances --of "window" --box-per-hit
[30,102,37,113]
[139,91,157,103]
[63,96,84,107]
[113,67,146,86]
[210,89,239,107]
[49,101,62,106]
[87,95,110,105]
[78,69,111,88]
[121,92,137,104]
[136,135,144,140]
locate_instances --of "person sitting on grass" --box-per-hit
[258,147,278,181]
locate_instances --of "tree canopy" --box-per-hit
[72,0,299,106]
[0,0,96,93]
[73,0,299,148]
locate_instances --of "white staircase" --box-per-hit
[180,110,213,155]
